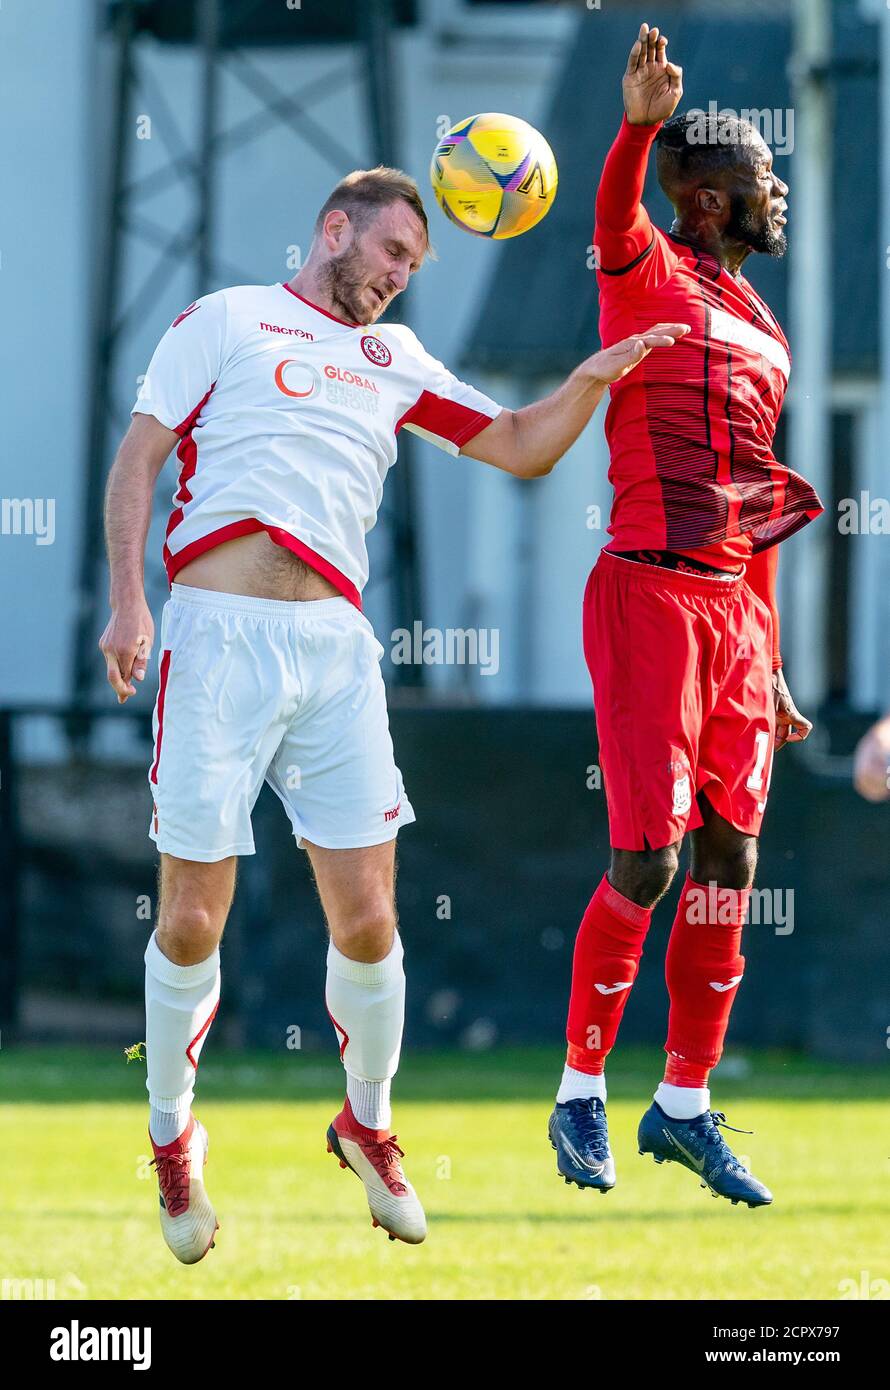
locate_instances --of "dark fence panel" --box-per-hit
[3,708,888,1061]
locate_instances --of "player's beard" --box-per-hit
[317,240,376,325]
[727,193,787,258]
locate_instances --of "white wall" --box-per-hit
[0,0,92,704]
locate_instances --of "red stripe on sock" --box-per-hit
[186,999,219,1070]
[326,1005,349,1062]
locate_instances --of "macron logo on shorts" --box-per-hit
[383,801,401,823]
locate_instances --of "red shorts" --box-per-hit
[584,549,776,851]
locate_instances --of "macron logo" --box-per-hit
[50,1320,151,1371]
[259,321,315,340]
[594,982,633,995]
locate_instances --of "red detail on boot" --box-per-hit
[149,1115,196,1218]
[565,875,653,1073]
[664,874,748,1069]
[331,1097,407,1195]
[333,1095,390,1145]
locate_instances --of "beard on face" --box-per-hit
[727,192,787,258]
[316,238,374,324]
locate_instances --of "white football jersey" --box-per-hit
[132,282,504,606]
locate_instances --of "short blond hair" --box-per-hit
[314,165,437,262]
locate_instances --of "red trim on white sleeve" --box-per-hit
[395,389,497,453]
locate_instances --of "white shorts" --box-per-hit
[147,584,415,861]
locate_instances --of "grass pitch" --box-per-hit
[1,1047,887,1301]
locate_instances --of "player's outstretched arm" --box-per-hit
[460,324,689,478]
[593,26,683,276]
[622,22,683,128]
[98,413,178,704]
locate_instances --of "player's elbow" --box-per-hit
[524,455,556,479]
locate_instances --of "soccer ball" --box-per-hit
[429,112,558,239]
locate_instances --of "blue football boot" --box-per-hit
[638,1101,772,1207]
[548,1097,616,1192]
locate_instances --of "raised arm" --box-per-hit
[595,23,683,272]
[98,414,178,702]
[460,323,689,477]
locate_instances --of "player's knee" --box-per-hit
[691,835,758,890]
[157,903,222,965]
[330,899,396,964]
[609,844,680,908]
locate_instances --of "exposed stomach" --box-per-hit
[174,529,340,601]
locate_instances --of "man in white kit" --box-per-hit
[99,164,687,1261]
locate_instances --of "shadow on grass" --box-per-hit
[20,1200,889,1226]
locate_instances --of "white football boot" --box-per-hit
[149,1114,219,1264]
[327,1097,427,1244]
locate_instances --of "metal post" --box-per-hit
[196,0,220,299]
[71,0,137,712]
[360,0,424,684]
[786,0,832,708]
[878,3,890,713]
[0,712,21,1030]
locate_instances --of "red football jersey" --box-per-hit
[595,118,823,562]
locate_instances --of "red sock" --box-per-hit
[663,874,750,1086]
[566,875,653,1074]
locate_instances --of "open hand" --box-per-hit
[623,22,683,127]
[586,323,690,386]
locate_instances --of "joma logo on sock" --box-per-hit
[50,1321,151,1371]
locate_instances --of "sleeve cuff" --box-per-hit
[620,114,664,143]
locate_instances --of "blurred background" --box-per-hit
[1,0,888,1064]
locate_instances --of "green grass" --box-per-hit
[1,1047,887,1300]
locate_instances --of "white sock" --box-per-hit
[325,934,405,1131]
[655,1081,710,1120]
[556,1064,606,1105]
[145,929,220,1146]
[346,1075,391,1131]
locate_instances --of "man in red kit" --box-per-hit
[549,22,823,1206]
